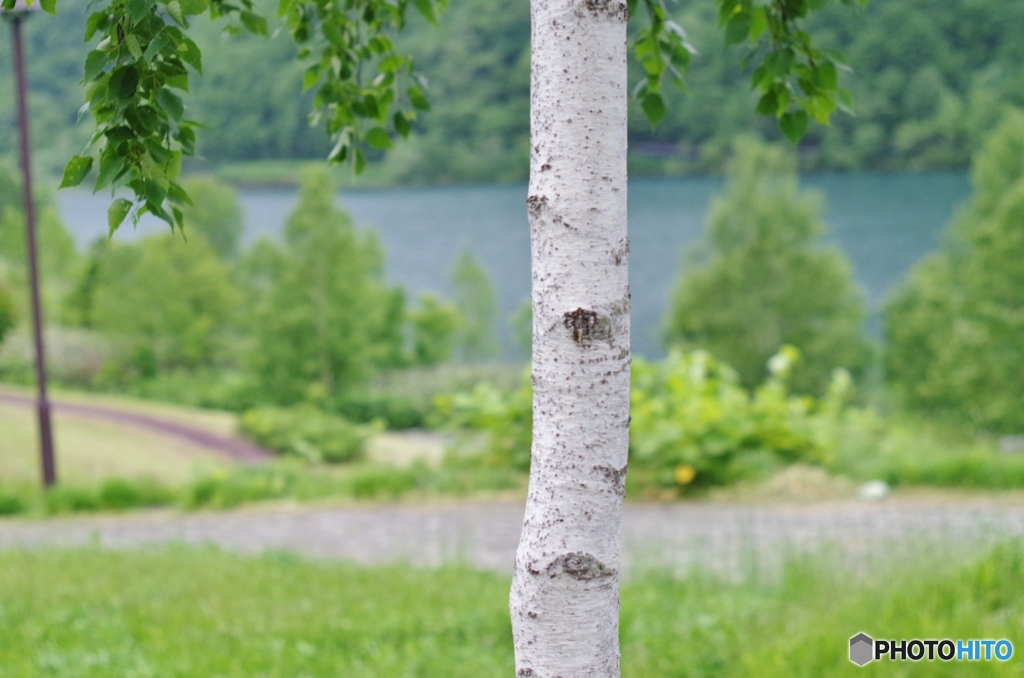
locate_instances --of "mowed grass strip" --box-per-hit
[0,402,227,488]
[0,384,241,439]
[1,545,1022,677]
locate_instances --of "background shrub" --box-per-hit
[239,406,371,463]
[629,348,836,489]
[435,349,848,490]
[331,391,432,430]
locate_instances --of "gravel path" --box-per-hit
[2,498,1023,577]
[0,393,272,462]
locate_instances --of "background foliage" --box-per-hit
[2,0,1021,184]
[664,137,869,394]
[435,348,847,491]
[244,168,405,402]
[885,112,1024,432]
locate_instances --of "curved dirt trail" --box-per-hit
[0,392,272,462]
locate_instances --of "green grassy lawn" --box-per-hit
[0,384,240,437]
[0,400,227,488]
[0,545,1020,676]
[829,413,1024,491]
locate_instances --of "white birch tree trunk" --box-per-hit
[510,0,630,674]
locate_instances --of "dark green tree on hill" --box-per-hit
[664,137,869,394]
[248,169,404,402]
[886,112,1024,431]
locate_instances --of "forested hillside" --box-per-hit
[2,0,1022,184]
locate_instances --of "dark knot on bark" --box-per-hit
[547,552,615,581]
[579,0,628,20]
[526,194,548,217]
[563,308,613,345]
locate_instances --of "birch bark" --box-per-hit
[510,0,630,674]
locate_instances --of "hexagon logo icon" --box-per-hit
[850,633,874,666]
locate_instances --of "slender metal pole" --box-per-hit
[10,14,57,488]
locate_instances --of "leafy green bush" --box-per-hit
[433,378,533,471]
[122,369,264,412]
[42,486,102,514]
[245,170,406,403]
[96,477,176,510]
[0,488,25,516]
[184,467,298,509]
[331,391,432,430]
[434,349,848,490]
[630,348,840,489]
[408,293,461,367]
[40,478,177,514]
[240,406,372,463]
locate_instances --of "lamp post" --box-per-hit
[3,0,56,488]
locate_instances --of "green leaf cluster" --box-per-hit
[279,0,445,173]
[663,136,869,394]
[717,0,861,143]
[58,0,445,232]
[12,0,1024,185]
[885,111,1024,432]
[629,0,698,127]
[60,0,223,231]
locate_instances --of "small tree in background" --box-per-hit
[89,235,238,374]
[449,247,499,362]
[0,163,78,285]
[886,112,1024,431]
[664,137,869,394]
[249,169,404,402]
[509,297,532,359]
[409,293,461,366]
[180,177,245,260]
[0,162,79,328]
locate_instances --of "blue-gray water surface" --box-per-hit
[56,172,972,358]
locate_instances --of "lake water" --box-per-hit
[56,171,972,358]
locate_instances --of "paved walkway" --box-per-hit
[2,498,1022,577]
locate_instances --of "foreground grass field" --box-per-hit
[0,545,1021,676]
